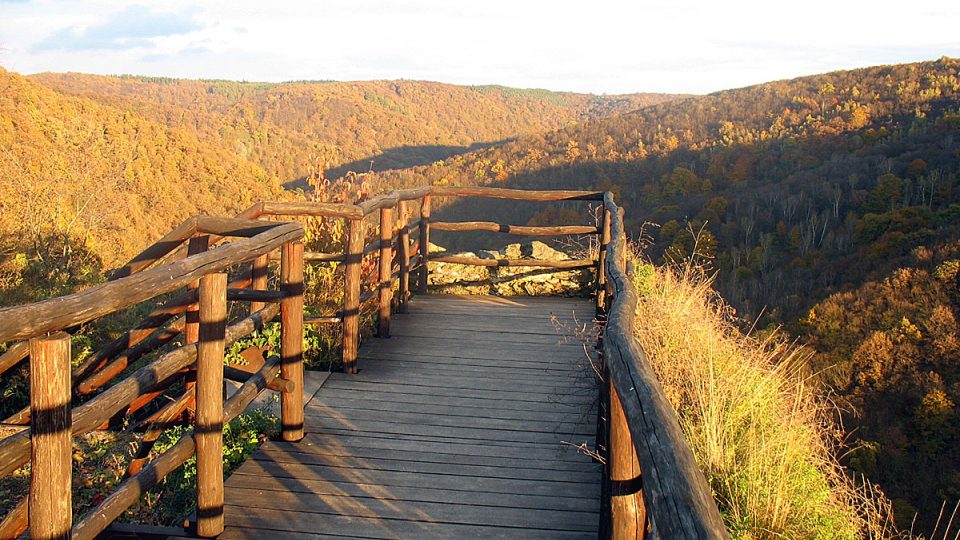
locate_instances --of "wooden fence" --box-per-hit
[0,217,306,539]
[0,186,728,539]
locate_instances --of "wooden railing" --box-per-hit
[599,193,728,538]
[0,217,306,539]
[0,186,729,539]
[230,186,604,374]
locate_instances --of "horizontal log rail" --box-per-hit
[304,315,343,325]
[429,254,595,269]
[600,192,728,538]
[0,221,302,343]
[432,185,605,201]
[225,288,289,303]
[430,221,599,235]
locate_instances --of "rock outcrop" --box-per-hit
[427,241,593,297]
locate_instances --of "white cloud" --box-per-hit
[1,0,958,93]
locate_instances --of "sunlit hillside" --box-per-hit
[32,72,679,184]
[375,56,960,529]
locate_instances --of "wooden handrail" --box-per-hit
[601,192,728,538]
[258,200,363,220]
[433,185,604,200]
[430,221,599,235]
[0,221,302,343]
[110,217,199,279]
[429,254,595,269]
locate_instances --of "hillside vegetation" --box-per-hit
[374,57,960,528]
[0,67,285,302]
[4,56,960,531]
[32,72,677,184]
[0,68,676,302]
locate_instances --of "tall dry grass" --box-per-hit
[630,258,899,539]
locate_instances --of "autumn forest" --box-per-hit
[3,57,960,532]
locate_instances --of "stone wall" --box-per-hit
[427,240,594,297]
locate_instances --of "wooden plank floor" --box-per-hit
[219,295,602,539]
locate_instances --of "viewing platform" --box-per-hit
[216,295,601,539]
[0,186,728,539]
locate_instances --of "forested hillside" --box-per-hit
[0,68,676,303]
[32,72,676,185]
[376,56,960,527]
[0,67,285,302]
[5,55,960,528]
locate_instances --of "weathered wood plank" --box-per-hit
[322,358,592,384]
[430,254,595,269]
[354,350,587,371]
[307,397,595,425]
[253,447,598,483]
[320,378,594,405]
[312,387,592,416]
[290,432,590,463]
[304,415,595,445]
[225,486,597,531]
[432,185,603,201]
[228,474,597,512]
[431,221,598,236]
[388,315,585,335]
[255,438,598,471]
[326,369,594,392]
[236,460,600,499]
[220,506,595,539]
[356,343,591,364]
[357,334,587,354]
[354,353,587,374]
[385,325,585,345]
[303,405,596,437]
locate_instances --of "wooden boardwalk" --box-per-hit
[218,295,602,539]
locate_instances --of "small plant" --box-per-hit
[225,321,340,370]
[122,407,279,525]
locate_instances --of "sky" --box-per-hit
[1,0,959,95]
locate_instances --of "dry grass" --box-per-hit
[630,258,900,539]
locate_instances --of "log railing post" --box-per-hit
[609,379,647,539]
[280,241,304,441]
[398,201,411,313]
[342,218,364,374]
[249,253,269,314]
[195,272,227,538]
[29,332,72,540]
[597,205,612,315]
[184,235,211,345]
[616,207,627,271]
[377,206,393,338]
[183,235,210,423]
[417,195,431,294]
